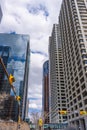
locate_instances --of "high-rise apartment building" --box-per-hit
[49,24,67,123]
[42,60,49,123]
[0,33,30,121]
[59,0,87,129]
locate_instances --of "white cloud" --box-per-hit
[29,98,42,110]
[29,103,38,109]
[0,0,62,117]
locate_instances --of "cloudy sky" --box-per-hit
[0,0,62,115]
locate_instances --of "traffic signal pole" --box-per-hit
[0,56,21,128]
[0,57,16,95]
[0,57,9,78]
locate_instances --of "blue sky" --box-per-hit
[0,0,62,117]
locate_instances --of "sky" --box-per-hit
[0,0,62,116]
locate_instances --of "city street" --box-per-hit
[0,0,87,129]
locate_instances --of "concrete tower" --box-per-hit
[49,24,67,123]
[59,0,87,129]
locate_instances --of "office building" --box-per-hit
[59,0,87,129]
[0,46,11,93]
[49,24,67,123]
[0,33,30,121]
[42,60,49,123]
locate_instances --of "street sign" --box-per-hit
[43,123,68,129]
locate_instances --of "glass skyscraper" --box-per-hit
[42,60,49,123]
[0,33,30,120]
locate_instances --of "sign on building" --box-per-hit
[43,123,68,129]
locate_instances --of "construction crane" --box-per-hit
[0,57,21,129]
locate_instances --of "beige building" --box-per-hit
[59,0,87,129]
[49,24,67,123]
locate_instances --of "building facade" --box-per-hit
[0,46,11,93]
[42,60,49,123]
[0,33,30,121]
[59,0,87,129]
[49,24,67,123]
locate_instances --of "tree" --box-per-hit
[30,112,40,130]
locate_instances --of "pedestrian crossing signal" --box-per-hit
[38,118,43,126]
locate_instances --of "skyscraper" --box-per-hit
[59,0,87,129]
[19,81,24,118]
[49,24,67,123]
[42,60,49,124]
[0,33,30,121]
[0,46,11,93]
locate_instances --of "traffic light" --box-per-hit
[38,118,43,126]
[9,74,15,84]
[16,96,21,101]
[59,110,67,115]
[80,111,87,115]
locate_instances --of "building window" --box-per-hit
[75,105,78,110]
[80,44,85,48]
[83,60,87,64]
[80,77,84,83]
[81,49,86,53]
[74,99,76,103]
[79,71,83,77]
[75,77,78,82]
[3,51,8,56]
[81,83,86,90]
[84,99,87,105]
[78,95,81,101]
[77,89,80,94]
[79,102,82,108]
[82,55,87,59]
[82,91,87,97]
[0,51,2,56]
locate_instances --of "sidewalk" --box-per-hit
[0,121,30,130]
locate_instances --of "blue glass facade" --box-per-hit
[43,60,49,76]
[0,46,11,93]
[0,33,30,120]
